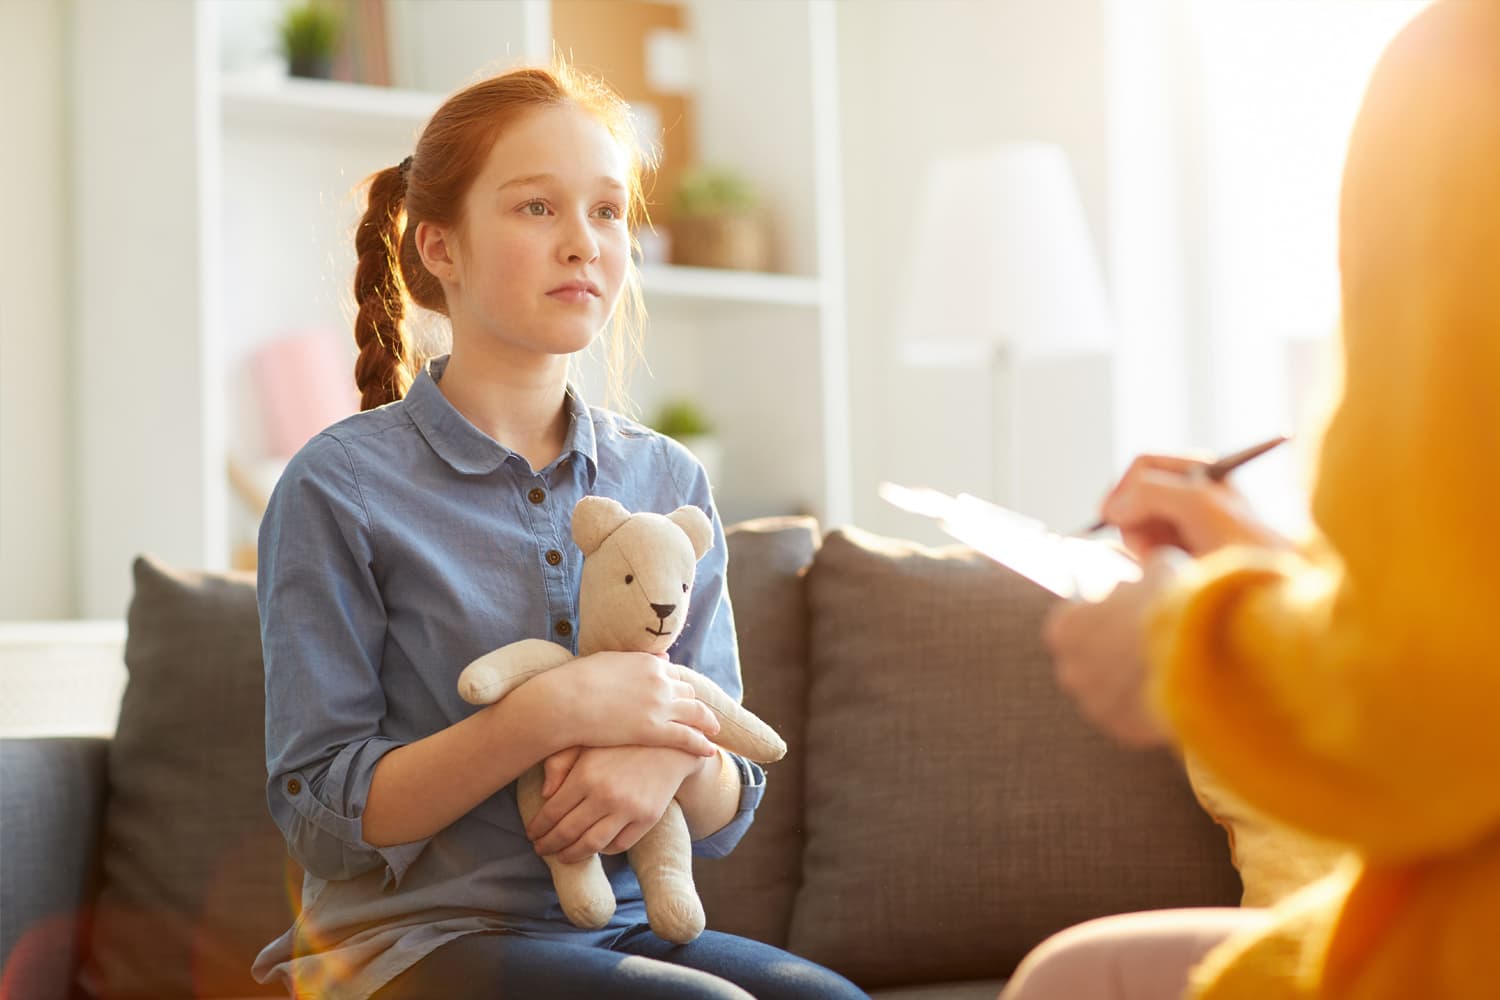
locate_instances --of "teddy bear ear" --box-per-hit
[572,496,632,556]
[667,505,714,560]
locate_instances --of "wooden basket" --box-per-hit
[669,213,770,271]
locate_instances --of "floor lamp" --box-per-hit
[896,142,1117,526]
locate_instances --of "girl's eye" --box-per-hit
[624,574,634,585]
[523,200,548,216]
[596,205,621,221]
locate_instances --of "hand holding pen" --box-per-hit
[1087,435,1293,560]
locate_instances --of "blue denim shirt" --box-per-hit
[252,356,763,999]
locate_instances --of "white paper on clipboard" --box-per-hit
[878,482,1141,601]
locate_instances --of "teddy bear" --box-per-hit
[456,495,786,944]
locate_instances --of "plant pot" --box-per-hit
[669,213,770,271]
[288,53,333,80]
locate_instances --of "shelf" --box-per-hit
[219,74,441,137]
[639,264,823,307]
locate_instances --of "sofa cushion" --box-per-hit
[787,528,1241,989]
[81,556,295,998]
[694,516,820,947]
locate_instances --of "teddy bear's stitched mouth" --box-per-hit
[645,625,672,637]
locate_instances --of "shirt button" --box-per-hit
[545,549,563,566]
[554,620,573,638]
[286,778,301,795]
[528,487,546,505]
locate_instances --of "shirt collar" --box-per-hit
[405,355,598,483]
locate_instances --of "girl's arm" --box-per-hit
[666,747,741,838]
[363,675,565,847]
[365,654,721,847]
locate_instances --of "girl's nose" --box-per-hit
[560,213,600,263]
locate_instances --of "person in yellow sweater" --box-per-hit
[1002,2,1500,998]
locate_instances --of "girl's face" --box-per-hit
[445,104,632,359]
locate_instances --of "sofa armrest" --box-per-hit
[1,736,109,1000]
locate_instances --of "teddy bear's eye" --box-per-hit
[682,582,688,593]
[625,574,633,585]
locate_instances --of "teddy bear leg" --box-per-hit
[628,799,705,944]
[517,766,616,929]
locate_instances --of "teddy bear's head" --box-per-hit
[572,496,714,656]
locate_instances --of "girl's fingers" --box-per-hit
[543,747,583,795]
[527,781,587,843]
[531,799,603,857]
[601,819,652,856]
[555,814,629,865]
[669,721,719,757]
[679,699,720,738]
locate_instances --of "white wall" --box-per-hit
[837,0,1114,542]
[1,0,74,619]
[71,0,226,619]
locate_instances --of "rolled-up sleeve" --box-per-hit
[663,442,765,857]
[259,434,430,887]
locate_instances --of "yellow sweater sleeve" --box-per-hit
[1150,1,1500,865]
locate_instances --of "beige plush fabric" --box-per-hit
[694,516,821,947]
[786,528,1241,989]
[82,556,295,998]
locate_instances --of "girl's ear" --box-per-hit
[414,220,459,285]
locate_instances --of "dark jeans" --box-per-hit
[370,925,869,1000]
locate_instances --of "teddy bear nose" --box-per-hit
[650,602,676,620]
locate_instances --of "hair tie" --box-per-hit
[399,155,414,180]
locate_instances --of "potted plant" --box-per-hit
[278,1,342,80]
[652,398,723,487]
[669,166,771,272]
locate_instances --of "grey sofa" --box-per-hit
[0,517,1241,999]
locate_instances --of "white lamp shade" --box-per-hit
[899,142,1114,360]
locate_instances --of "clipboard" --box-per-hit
[878,482,1141,601]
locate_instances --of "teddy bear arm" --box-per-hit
[456,638,575,705]
[680,670,788,763]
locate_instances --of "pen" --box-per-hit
[1083,434,1291,534]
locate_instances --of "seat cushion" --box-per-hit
[787,527,1241,989]
[81,556,295,998]
[694,515,820,947]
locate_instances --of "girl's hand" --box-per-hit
[1099,454,1289,560]
[540,746,583,799]
[550,652,720,757]
[1043,550,1185,748]
[526,746,708,862]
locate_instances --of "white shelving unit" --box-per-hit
[71,0,849,616]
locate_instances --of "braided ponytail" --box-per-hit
[353,162,418,410]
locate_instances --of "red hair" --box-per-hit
[352,64,652,411]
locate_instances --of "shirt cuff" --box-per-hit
[276,737,432,887]
[690,753,765,859]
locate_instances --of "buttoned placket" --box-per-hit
[515,457,579,651]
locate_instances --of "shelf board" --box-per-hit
[216,79,822,309]
[639,265,822,307]
[219,74,441,137]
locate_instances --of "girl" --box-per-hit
[1010,2,1500,997]
[252,64,866,1000]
